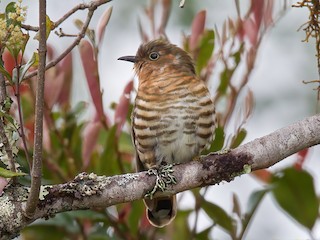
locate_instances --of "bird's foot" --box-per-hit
[214,148,231,155]
[145,164,177,199]
[192,156,201,161]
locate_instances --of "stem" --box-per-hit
[23,0,111,81]
[15,65,32,169]
[24,0,47,218]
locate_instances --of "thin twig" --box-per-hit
[23,0,111,80]
[24,0,47,218]
[21,23,39,31]
[15,65,32,169]
[21,0,111,32]
[55,28,77,38]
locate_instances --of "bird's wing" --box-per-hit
[131,107,145,172]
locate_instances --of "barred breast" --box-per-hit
[132,74,216,171]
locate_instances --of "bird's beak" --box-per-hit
[118,55,136,63]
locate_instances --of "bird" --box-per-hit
[118,39,216,228]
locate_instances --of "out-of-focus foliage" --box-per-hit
[293,0,320,101]
[0,0,319,239]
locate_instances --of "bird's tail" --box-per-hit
[144,195,177,228]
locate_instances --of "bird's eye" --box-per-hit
[149,52,159,60]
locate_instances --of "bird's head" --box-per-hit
[118,39,195,81]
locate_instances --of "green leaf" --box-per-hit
[195,225,213,240]
[204,126,224,153]
[127,201,144,234]
[19,52,37,82]
[172,209,192,240]
[0,111,17,129]
[232,193,241,218]
[21,225,67,240]
[74,19,96,47]
[246,189,268,216]
[0,63,12,84]
[98,125,118,175]
[5,2,17,26]
[0,167,26,178]
[196,30,215,74]
[118,132,134,154]
[232,43,244,66]
[34,15,53,40]
[271,167,319,230]
[218,69,231,95]
[230,129,247,149]
[45,15,53,39]
[201,199,235,234]
[20,33,30,57]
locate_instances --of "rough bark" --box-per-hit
[1,114,319,239]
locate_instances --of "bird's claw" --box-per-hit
[145,164,177,199]
[215,148,230,155]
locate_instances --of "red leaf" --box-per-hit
[79,40,105,122]
[3,50,20,76]
[250,0,264,29]
[294,148,309,171]
[158,0,171,36]
[96,6,113,46]
[252,169,272,183]
[24,117,35,146]
[43,116,51,151]
[47,44,55,61]
[263,0,274,28]
[115,80,133,137]
[57,53,73,106]
[118,203,131,221]
[242,18,258,45]
[189,10,206,51]
[82,117,103,169]
[44,68,65,109]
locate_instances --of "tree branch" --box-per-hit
[1,114,320,238]
[23,0,112,81]
[24,0,47,219]
[0,73,15,173]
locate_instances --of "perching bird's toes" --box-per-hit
[146,164,177,199]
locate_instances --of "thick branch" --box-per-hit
[1,114,320,238]
[0,73,15,173]
[24,0,47,218]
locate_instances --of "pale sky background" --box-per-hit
[1,0,320,239]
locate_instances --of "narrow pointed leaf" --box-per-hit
[0,64,12,84]
[82,118,102,169]
[0,167,26,178]
[245,189,268,217]
[79,40,105,121]
[19,52,37,83]
[196,30,215,74]
[202,199,234,234]
[189,10,206,51]
[230,128,246,149]
[34,15,53,40]
[115,80,133,136]
[97,6,113,46]
[99,125,118,174]
[57,53,73,106]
